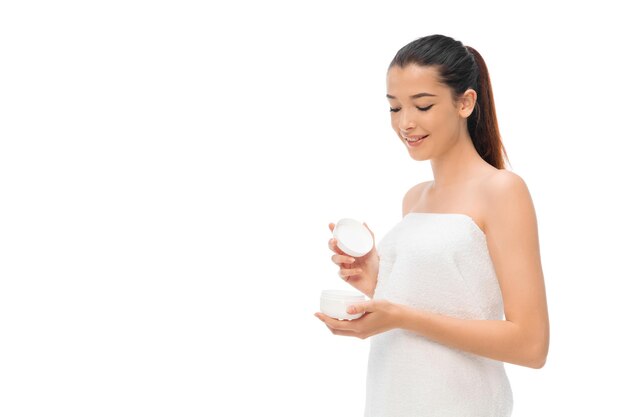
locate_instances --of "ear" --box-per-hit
[458,88,477,119]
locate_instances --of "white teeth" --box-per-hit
[406,135,427,142]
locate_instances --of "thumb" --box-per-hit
[347,300,376,315]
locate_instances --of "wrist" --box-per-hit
[393,303,410,330]
[366,282,377,299]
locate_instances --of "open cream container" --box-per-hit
[320,290,366,320]
[332,218,374,257]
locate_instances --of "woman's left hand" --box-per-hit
[314,299,403,339]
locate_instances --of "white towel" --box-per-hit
[364,213,513,417]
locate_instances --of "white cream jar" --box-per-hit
[320,289,366,320]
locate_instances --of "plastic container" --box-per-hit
[332,218,374,257]
[320,289,366,320]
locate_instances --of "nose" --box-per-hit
[398,109,416,133]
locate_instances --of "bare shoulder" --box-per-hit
[484,170,532,203]
[402,181,431,216]
[482,170,537,235]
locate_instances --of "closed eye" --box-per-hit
[390,105,433,113]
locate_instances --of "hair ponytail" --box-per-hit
[389,35,511,170]
[465,46,510,170]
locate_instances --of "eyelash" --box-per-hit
[389,105,433,113]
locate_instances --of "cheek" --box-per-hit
[424,112,448,133]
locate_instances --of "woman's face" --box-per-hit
[386,64,474,160]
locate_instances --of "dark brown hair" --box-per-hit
[389,34,510,170]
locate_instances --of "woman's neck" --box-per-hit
[429,134,490,189]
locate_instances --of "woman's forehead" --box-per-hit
[387,65,441,96]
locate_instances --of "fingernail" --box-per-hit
[347,306,354,313]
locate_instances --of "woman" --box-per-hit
[314,34,550,416]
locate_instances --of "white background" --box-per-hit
[1,1,624,416]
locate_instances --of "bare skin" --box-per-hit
[315,63,550,369]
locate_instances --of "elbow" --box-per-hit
[519,322,550,369]
[526,339,549,369]
[528,351,547,369]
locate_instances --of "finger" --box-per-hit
[316,313,357,332]
[363,222,375,239]
[338,267,362,279]
[328,238,346,256]
[338,270,349,281]
[325,324,359,337]
[328,222,335,232]
[332,254,355,266]
[346,301,374,315]
[337,269,350,282]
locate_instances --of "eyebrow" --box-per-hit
[386,93,437,99]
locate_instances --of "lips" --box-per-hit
[403,134,429,148]
[405,134,429,141]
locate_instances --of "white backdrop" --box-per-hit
[1,1,624,416]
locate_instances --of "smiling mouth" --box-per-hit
[405,135,429,143]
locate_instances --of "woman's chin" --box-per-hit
[406,148,429,161]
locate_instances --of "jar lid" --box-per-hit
[332,218,373,257]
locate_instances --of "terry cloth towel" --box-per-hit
[364,212,513,417]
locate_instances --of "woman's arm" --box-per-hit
[397,171,550,369]
[395,305,544,368]
[316,172,549,368]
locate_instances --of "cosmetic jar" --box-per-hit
[332,218,374,257]
[320,289,366,320]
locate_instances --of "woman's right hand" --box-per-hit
[328,222,379,299]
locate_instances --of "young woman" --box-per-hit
[314,34,550,416]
